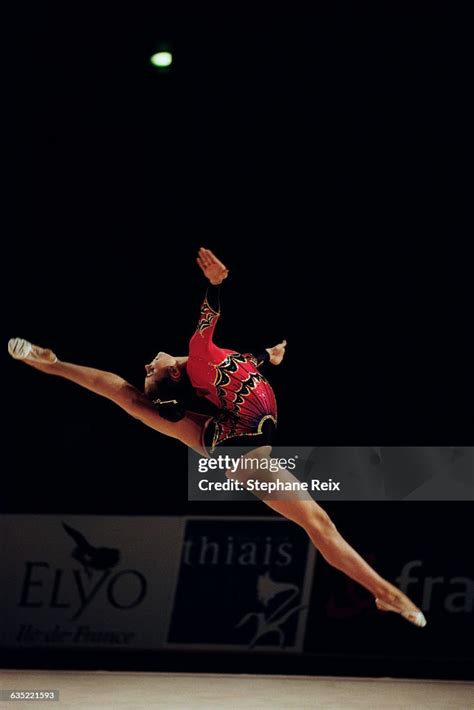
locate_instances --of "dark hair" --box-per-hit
[146,374,187,422]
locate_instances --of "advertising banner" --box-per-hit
[0,515,315,653]
[167,518,315,651]
[0,516,183,650]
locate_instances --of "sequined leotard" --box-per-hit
[186,287,277,452]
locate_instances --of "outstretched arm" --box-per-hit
[192,247,229,340]
[8,340,208,454]
[244,340,287,368]
[265,339,287,366]
[196,249,287,365]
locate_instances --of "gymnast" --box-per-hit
[8,247,426,627]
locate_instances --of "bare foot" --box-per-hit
[8,338,57,364]
[375,587,427,628]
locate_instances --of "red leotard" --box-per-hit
[186,292,277,451]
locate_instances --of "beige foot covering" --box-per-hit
[8,338,57,363]
[376,598,427,628]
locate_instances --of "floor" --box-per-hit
[0,670,473,709]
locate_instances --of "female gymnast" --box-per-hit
[8,247,426,628]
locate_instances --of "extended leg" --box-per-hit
[9,340,208,454]
[228,451,426,627]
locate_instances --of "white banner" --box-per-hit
[0,515,183,649]
[0,515,315,652]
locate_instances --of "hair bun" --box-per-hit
[153,398,186,422]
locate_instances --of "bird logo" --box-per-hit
[235,572,306,649]
[62,523,120,578]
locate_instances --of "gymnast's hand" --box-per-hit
[196,247,229,285]
[266,340,287,366]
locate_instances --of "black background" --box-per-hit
[3,0,473,678]
[6,1,472,513]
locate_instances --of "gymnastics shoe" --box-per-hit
[375,598,427,628]
[8,338,57,364]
